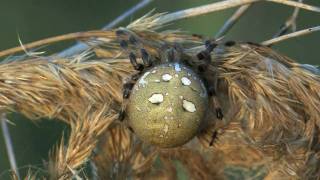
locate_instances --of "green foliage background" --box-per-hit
[0,0,319,178]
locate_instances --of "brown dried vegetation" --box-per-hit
[0,12,319,179]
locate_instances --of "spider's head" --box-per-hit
[126,62,208,148]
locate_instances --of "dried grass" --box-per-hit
[0,10,319,179]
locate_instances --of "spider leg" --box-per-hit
[118,84,134,122]
[129,35,153,68]
[116,29,155,125]
[118,71,142,122]
[123,82,135,99]
[118,107,135,132]
[129,52,144,71]
[196,39,223,120]
[140,48,152,67]
[197,40,217,62]
[196,40,217,72]
[208,85,224,120]
[166,47,179,63]
[209,131,218,146]
[116,29,154,69]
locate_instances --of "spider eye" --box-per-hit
[126,63,209,147]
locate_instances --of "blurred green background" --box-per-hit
[0,0,319,179]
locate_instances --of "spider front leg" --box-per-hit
[116,29,153,69]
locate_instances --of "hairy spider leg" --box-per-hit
[116,29,153,68]
[196,39,223,120]
[196,40,223,146]
[196,40,217,72]
[209,131,218,146]
[208,86,224,120]
[165,46,182,63]
[116,29,156,123]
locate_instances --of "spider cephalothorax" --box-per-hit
[116,28,223,148]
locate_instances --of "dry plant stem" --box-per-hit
[58,0,153,58]
[273,0,303,38]
[155,0,320,25]
[0,31,114,58]
[262,25,320,45]
[215,4,252,38]
[267,0,316,11]
[1,114,20,180]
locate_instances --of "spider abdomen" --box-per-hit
[126,63,208,147]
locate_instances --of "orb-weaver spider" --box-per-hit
[115,28,223,148]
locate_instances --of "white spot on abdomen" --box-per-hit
[162,74,172,81]
[181,77,191,86]
[148,93,164,104]
[183,100,196,113]
[139,71,150,87]
[174,63,181,72]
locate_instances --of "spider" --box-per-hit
[115,28,223,148]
